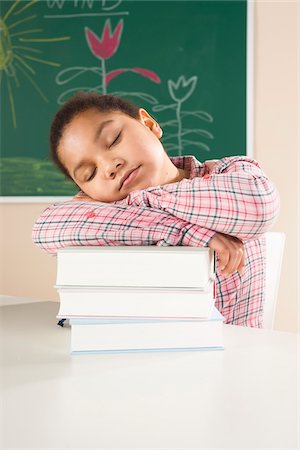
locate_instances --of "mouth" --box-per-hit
[119,166,140,190]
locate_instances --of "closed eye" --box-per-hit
[86,132,122,182]
[110,131,122,147]
[87,168,96,182]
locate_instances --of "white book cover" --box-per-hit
[56,246,215,288]
[56,276,215,319]
[70,307,224,354]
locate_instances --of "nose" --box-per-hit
[101,157,123,179]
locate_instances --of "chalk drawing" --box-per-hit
[153,75,214,156]
[56,18,161,107]
[1,0,70,128]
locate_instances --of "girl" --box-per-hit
[32,92,280,327]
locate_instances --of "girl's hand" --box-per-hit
[208,232,246,277]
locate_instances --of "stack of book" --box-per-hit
[54,246,224,354]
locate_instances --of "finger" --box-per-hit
[234,245,244,275]
[228,244,244,276]
[221,239,243,277]
[222,248,238,276]
[214,234,235,275]
[212,234,243,277]
[230,238,246,274]
[213,239,230,273]
[218,248,230,272]
[237,247,246,274]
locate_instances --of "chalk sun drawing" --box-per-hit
[0,0,70,128]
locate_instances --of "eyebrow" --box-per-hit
[73,119,114,180]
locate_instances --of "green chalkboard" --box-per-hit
[1,0,248,197]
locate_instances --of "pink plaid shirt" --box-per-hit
[32,155,280,327]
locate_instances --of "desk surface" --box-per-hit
[1,300,299,450]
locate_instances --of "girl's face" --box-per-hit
[58,107,186,202]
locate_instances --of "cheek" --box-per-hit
[140,168,161,189]
[88,183,102,198]
[85,180,120,202]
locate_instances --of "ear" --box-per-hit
[138,108,163,139]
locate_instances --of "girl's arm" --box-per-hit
[121,156,280,241]
[32,200,215,256]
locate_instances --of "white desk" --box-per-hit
[1,301,299,449]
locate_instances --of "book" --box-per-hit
[56,276,215,320]
[69,306,224,354]
[56,246,215,288]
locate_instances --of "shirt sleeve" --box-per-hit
[123,156,281,241]
[32,200,215,257]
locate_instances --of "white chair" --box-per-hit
[263,232,286,329]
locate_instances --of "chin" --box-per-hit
[118,192,129,201]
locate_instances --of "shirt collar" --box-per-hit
[169,155,203,179]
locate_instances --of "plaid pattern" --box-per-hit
[32,155,280,327]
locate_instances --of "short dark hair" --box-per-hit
[49,91,140,183]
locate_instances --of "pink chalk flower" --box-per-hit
[85,19,123,60]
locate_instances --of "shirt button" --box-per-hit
[86,211,96,218]
[202,174,211,180]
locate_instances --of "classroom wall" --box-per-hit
[1,1,299,332]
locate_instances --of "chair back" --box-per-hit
[263,232,285,329]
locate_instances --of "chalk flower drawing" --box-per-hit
[168,76,197,103]
[153,75,214,156]
[0,0,70,128]
[85,19,161,94]
[85,19,122,60]
[56,18,161,106]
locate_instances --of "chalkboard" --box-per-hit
[1,0,248,198]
